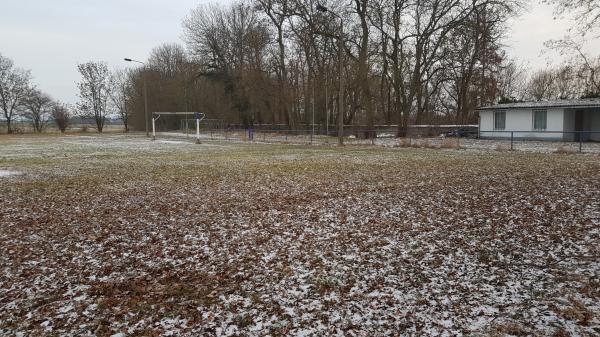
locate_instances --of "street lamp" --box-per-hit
[124,58,149,138]
[316,3,344,145]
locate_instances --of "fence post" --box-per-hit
[152,116,156,141]
[510,131,514,151]
[579,132,583,153]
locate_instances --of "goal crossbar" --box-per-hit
[152,112,206,143]
[153,112,204,116]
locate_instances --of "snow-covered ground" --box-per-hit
[0,169,21,178]
[159,130,600,154]
[0,134,599,336]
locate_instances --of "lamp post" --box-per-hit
[325,72,329,137]
[312,74,315,144]
[316,4,344,146]
[124,58,149,137]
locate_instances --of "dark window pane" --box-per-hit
[494,111,506,130]
[534,110,547,130]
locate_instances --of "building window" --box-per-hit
[494,110,506,130]
[533,109,547,130]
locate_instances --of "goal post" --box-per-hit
[151,112,206,143]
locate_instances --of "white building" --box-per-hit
[478,99,600,141]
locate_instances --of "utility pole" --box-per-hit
[316,4,344,146]
[312,74,315,143]
[325,73,329,137]
[124,58,149,137]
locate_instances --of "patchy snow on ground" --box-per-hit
[0,134,599,336]
[152,129,600,154]
[0,169,21,178]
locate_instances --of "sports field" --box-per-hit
[1,134,599,336]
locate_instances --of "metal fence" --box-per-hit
[476,130,600,153]
[152,128,600,154]
[3,121,599,154]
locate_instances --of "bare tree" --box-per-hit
[547,38,600,95]
[184,1,271,127]
[77,61,111,132]
[544,0,600,96]
[148,43,188,77]
[121,0,525,133]
[0,53,32,133]
[23,89,53,132]
[51,102,71,133]
[553,64,577,99]
[439,4,510,123]
[544,0,600,36]
[496,60,528,102]
[256,0,296,129]
[109,69,132,132]
[527,69,556,101]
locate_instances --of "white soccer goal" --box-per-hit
[152,112,206,143]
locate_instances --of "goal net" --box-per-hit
[152,112,206,143]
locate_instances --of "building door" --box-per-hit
[575,110,584,142]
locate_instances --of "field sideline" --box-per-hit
[1,134,599,336]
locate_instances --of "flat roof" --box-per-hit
[478,99,600,110]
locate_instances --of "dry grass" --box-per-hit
[1,134,599,336]
[439,138,461,149]
[404,138,436,149]
[558,298,594,325]
[555,145,577,154]
[490,323,531,336]
[397,137,412,147]
[495,143,512,152]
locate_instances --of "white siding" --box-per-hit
[479,110,494,133]
[480,108,564,139]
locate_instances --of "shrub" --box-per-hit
[555,145,576,154]
[440,138,461,149]
[397,138,412,147]
[51,103,70,133]
[495,144,511,152]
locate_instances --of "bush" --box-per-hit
[440,138,461,149]
[51,103,70,133]
[556,145,576,154]
[495,144,511,152]
[397,138,412,148]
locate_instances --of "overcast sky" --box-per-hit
[1,0,598,103]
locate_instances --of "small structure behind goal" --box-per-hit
[152,112,206,143]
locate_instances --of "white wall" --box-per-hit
[480,108,564,139]
[479,110,494,134]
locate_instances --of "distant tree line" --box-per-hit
[120,0,600,136]
[2,0,599,135]
[0,53,70,134]
[0,54,132,134]
[124,0,527,136]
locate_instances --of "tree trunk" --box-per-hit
[356,0,375,138]
[6,117,12,134]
